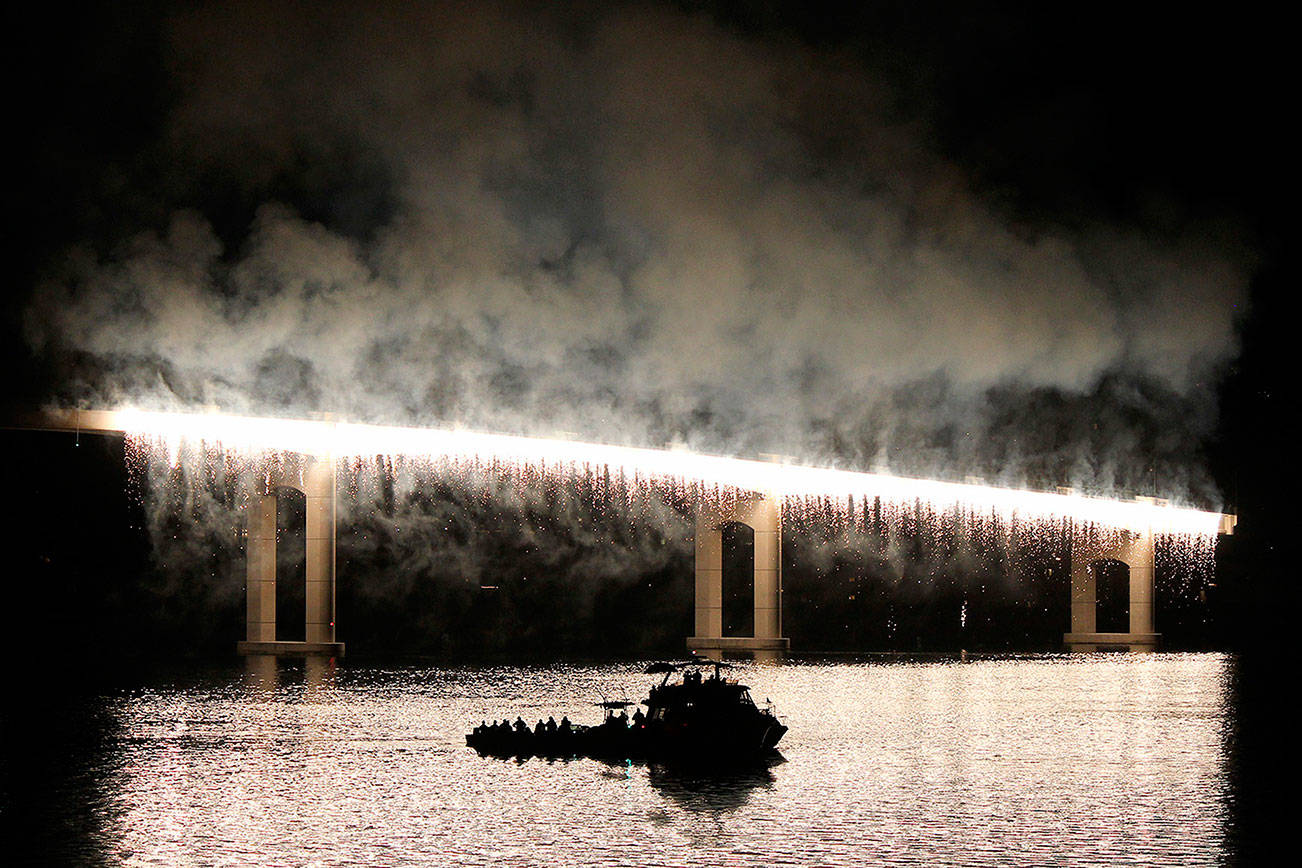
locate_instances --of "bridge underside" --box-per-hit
[10,408,1239,658]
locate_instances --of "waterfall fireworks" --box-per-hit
[102,407,1230,545]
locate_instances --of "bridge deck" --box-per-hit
[5,407,1237,535]
[6,408,130,436]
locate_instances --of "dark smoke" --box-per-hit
[25,0,1248,504]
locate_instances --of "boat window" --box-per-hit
[741,690,754,706]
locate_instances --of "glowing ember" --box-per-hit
[91,408,1232,539]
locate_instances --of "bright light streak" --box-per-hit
[98,408,1230,536]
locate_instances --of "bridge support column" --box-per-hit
[304,458,336,646]
[1063,524,1158,652]
[687,491,790,661]
[244,493,277,642]
[237,453,344,658]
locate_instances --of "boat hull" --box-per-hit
[467,717,785,761]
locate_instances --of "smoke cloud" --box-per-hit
[27,0,1249,503]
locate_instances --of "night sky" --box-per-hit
[1,1,1290,664]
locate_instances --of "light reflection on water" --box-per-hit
[67,655,1233,865]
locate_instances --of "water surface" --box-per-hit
[4,654,1234,865]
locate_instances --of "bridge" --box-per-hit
[12,408,1237,658]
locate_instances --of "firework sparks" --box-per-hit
[71,407,1232,539]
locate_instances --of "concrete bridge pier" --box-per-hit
[236,453,344,657]
[687,492,790,661]
[1063,523,1157,652]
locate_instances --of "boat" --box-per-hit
[465,659,787,760]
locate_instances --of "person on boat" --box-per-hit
[559,716,571,732]
[514,717,528,733]
[632,708,645,727]
[546,716,557,734]
[534,719,546,736]
[616,710,629,727]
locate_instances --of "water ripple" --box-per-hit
[29,654,1234,866]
